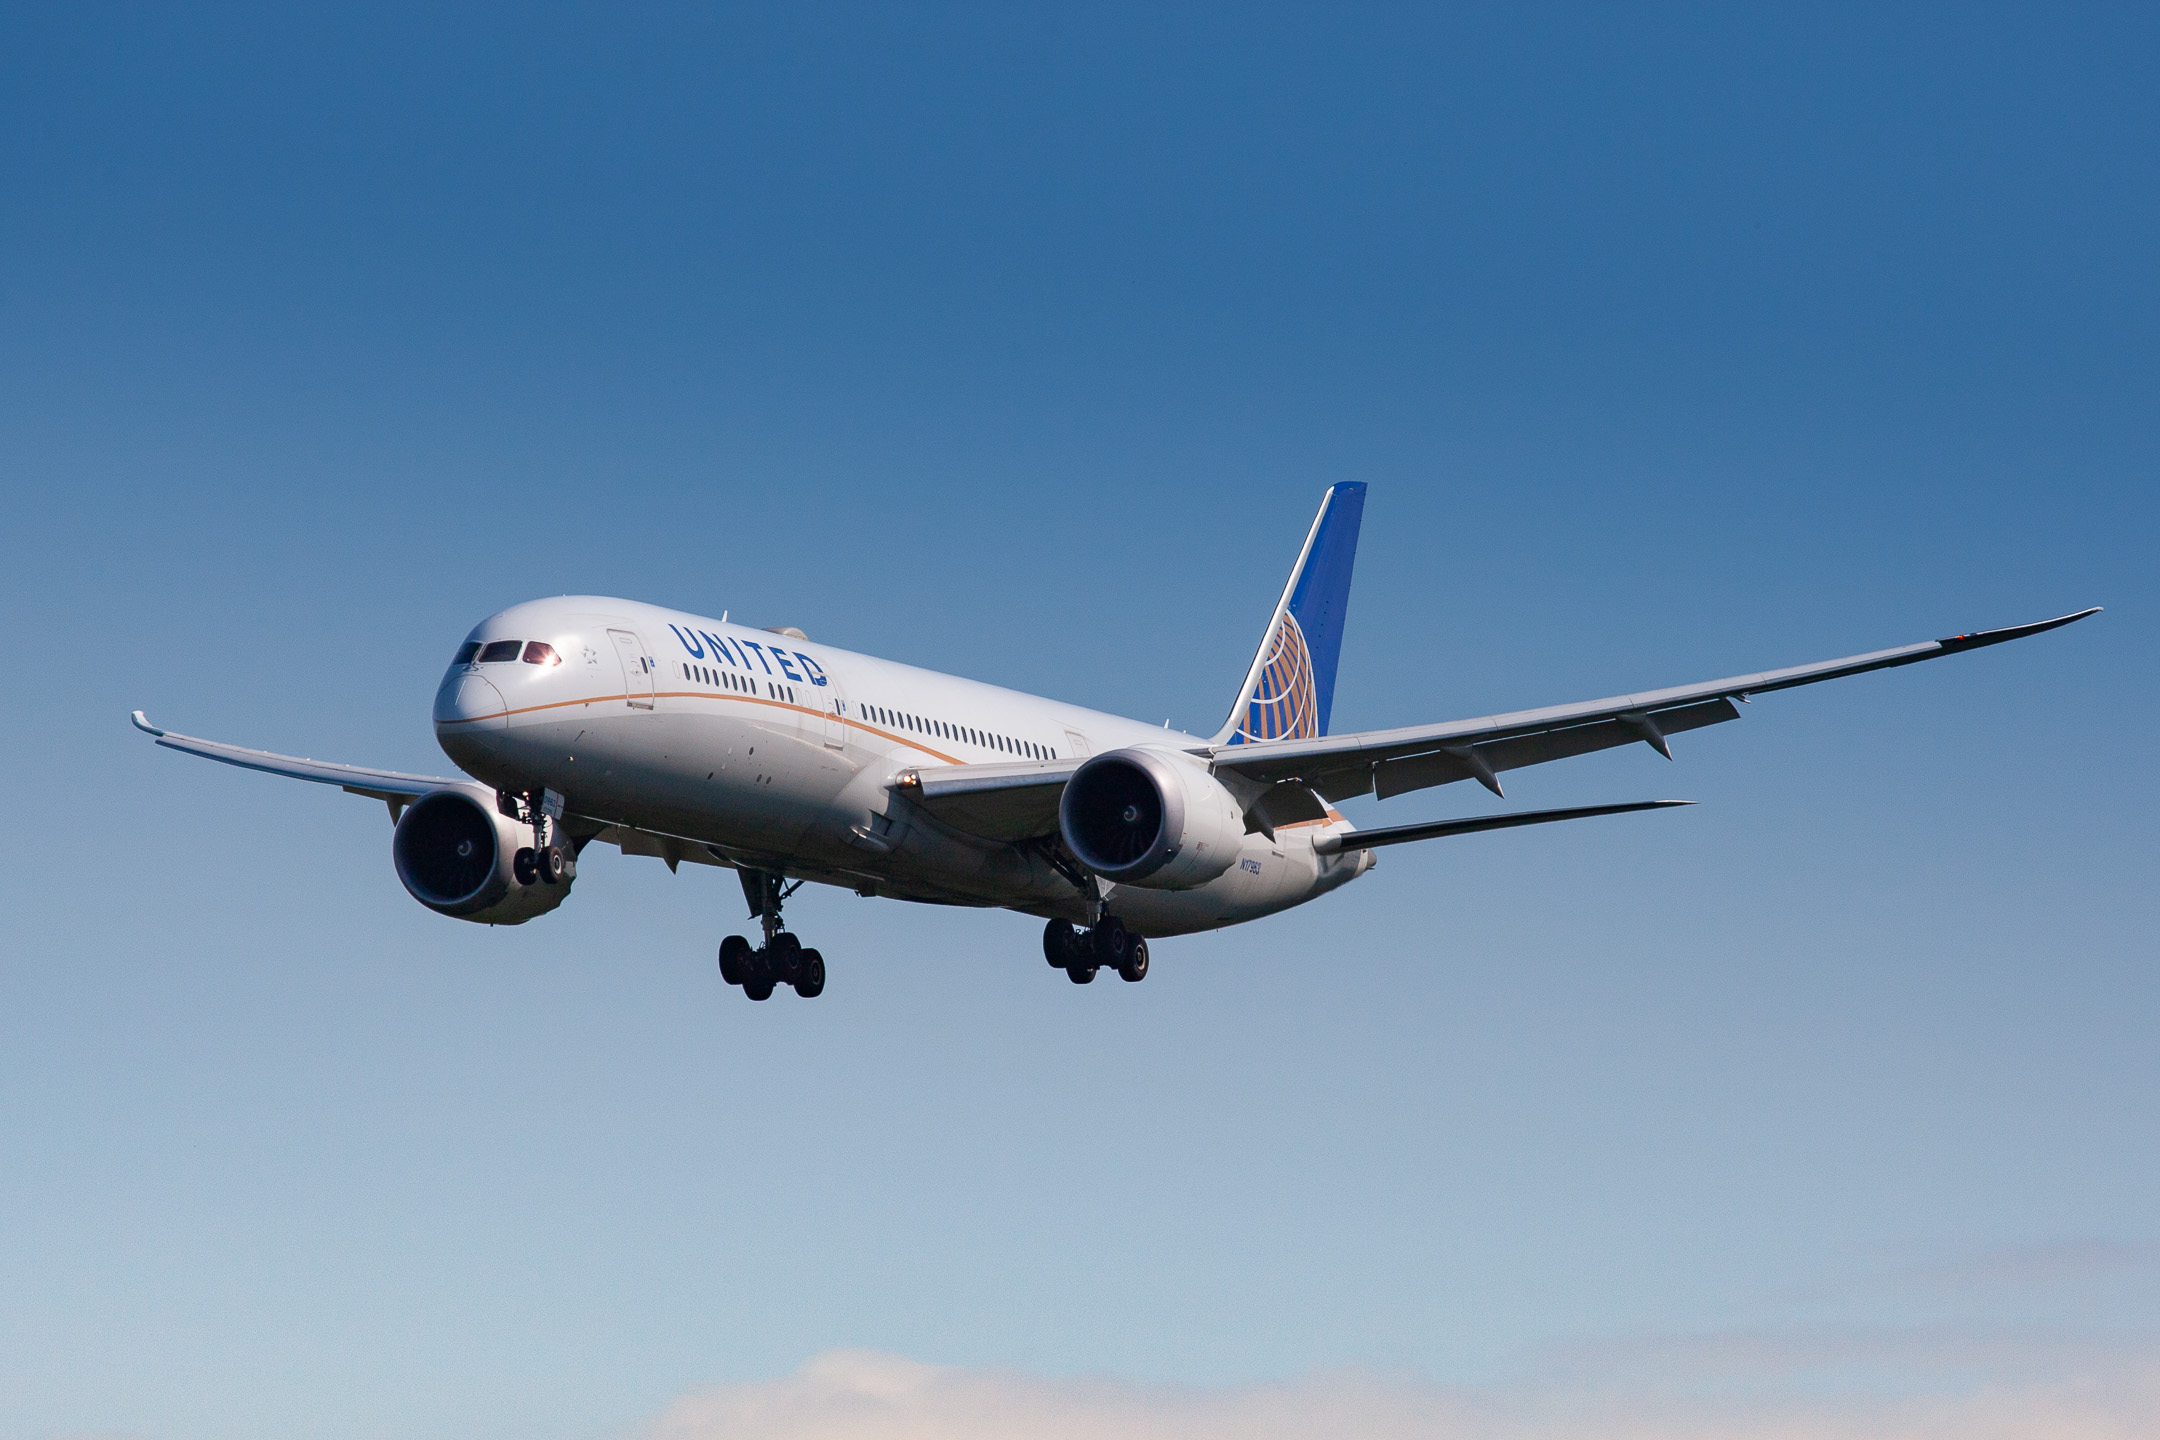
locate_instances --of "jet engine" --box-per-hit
[1058,747,1247,890]
[391,786,573,924]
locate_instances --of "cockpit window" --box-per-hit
[478,640,523,663]
[453,641,482,665]
[522,641,560,666]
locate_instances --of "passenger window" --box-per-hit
[454,641,482,665]
[479,640,521,663]
[522,642,560,666]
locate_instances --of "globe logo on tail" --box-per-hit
[1236,613,1319,743]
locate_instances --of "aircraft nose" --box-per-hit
[433,671,508,730]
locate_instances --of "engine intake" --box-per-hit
[392,786,572,924]
[1058,747,1246,890]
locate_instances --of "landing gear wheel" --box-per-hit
[537,844,568,884]
[793,949,826,998]
[742,948,776,1000]
[513,846,538,886]
[1066,962,1098,984]
[1092,918,1132,970]
[768,932,804,985]
[1043,919,1081,969]
[1118,937,1150,983]
[718,935,752,986]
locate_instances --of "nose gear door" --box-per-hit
[608,629,655,709]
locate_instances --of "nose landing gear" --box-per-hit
[718,868,826,1000]
[1044,917,1150,985]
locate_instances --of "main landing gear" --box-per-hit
[719,868,825,1001]
[1044,918,1149,985]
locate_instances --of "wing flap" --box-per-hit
[1372,696,1741,800]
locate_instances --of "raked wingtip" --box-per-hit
[131,710,165,737]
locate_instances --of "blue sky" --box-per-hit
[1,6,2154,1439]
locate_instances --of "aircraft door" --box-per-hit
[819,682,849,749]
[609,629,655,709]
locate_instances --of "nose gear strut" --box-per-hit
[503,787,576,888]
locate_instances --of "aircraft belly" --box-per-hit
[1097,833,1338,938]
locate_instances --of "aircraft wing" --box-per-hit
[892,757,1081,842]
[1208,608,2100,802]
[132,711,462,816]
[1313,800,1693,853]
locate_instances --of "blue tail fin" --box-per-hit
[1214,482,1367,746]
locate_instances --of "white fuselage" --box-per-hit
[432,597,1370,937]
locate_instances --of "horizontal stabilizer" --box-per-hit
[1313,800,1693,854]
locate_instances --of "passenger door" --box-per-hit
[609,629,655,709]
[819,682,849,749]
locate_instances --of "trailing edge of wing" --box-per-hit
[132,710,461,806]
[1313,800,1693,853]
[1210,607,2101,801]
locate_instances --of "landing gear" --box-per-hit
[506,788,576,887]
[719,869,827,1000]
[1042,916,1150,985]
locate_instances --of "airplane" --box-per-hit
[133,483,2098,1001]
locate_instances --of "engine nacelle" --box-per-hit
[1058,747,1247,890]
[392,786,572,925]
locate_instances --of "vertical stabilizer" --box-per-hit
[1213,482,1367,746]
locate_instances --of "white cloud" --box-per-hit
[642,1341,2160,1440]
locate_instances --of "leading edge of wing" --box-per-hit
[892,757,1080,842]
[1209,607,2102,781]
[132,711,460,802]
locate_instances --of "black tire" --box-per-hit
[718,935,752,986]
[769,932,803,984]
[743,978,775,1001]
[1043,919,1080,968]
[794,948,826,998]
[745,948,776,993]
[1066,963,1098,985]
[512,847,538,886]
[1118,938,1150,983]
[1093,918,1131,969]
[537,844,567,884]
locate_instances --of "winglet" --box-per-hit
[1937,607,2101,654]
[131,710,165,737]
